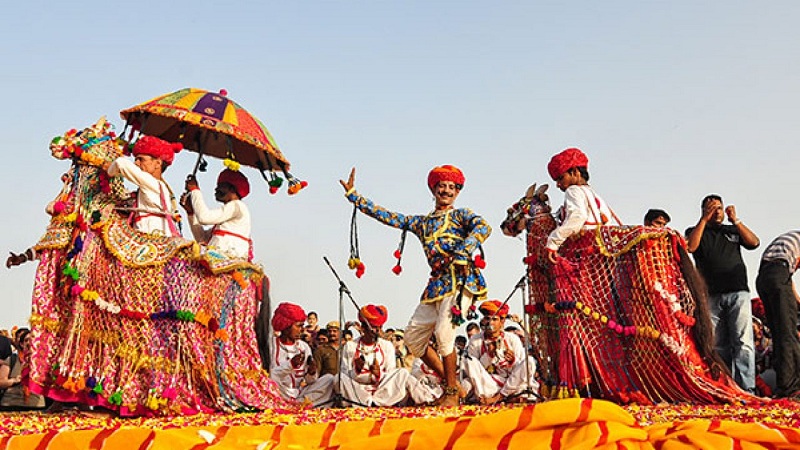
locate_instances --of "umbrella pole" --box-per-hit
[191,152,203,177]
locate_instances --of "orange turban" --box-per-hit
[359,304,388,328]
[478,300,509,318]
[218,169,250,199]
[132,136,183,166]
[547,147,588,181]
[427,165,465,191]
[272,302,306,332]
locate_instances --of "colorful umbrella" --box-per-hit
[120,88,305,194]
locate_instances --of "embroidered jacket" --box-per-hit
[346,189,491,303]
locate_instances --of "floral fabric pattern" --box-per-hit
[347,190,491,303]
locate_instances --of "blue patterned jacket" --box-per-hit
[346,189,491,303]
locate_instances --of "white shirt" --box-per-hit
[188,190,251,259]
[546,185,613,251]
[108,158,179,236]
[467,332,526,379]
[341,337,396,386]
[269,336,313,398]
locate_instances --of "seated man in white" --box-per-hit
[337,304,421,407]
[461,300,539,405]
[269,302,335,407]
[409,355,445,405]
[183,169,252,260]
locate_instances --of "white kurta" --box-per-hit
[337,337,418,407]
[107,158,179,236]
[546,185,613,251]
[409,357,444,404]
[461,331,539,399]
[188,190,252,259]
[269,336,334,406]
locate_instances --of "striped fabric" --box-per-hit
[3,399,800,449]
[761,230,800,273]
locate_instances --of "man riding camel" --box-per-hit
[182,169,252,260]
[105,135,183,237]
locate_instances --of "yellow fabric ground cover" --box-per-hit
[2,398,800,449]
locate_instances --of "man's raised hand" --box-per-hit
[340,167,356,192]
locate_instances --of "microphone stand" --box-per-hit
[319,256,370,408]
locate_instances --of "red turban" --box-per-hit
[217,169,250,199]
[359,304,388,328]
[547,148,588,181]
[132,136,182,166]
[427,165,465,191]
[272,302,306,332]
[478,300,509,318]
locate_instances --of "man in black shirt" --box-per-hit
[686,194,760,393]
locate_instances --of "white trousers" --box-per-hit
[405,292,473,358]
[278,373,336,407]
[461,355,539,399]
[336,368,418,407]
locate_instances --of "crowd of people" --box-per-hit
[265,299,540,407]
[3,140,800,414]
[0,328,46,411]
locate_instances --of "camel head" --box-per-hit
[500,183,551,237]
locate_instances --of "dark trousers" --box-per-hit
[756,260,800,397]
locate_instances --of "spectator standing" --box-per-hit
[643,209,671,228]
[755,230,800,398]
[686,194,760,393]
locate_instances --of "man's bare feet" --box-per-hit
[479,393,504,405]
[439,393,459,407]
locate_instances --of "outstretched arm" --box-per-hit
[6,248,36,269]
[340,167,417,231]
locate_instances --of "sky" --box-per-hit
[1,1,799,332]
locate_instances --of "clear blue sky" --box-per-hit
[2,2,799,331]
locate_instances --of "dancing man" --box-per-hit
[340,165,491,406]
[269,302,335,407]
[460,300,539,404]
[182,169,252,260]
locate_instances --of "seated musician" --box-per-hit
[337,304,421,407]
[460,300,539,404]
[269,302,335,406]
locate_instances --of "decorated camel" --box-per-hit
[24,119,295,416]
[500,183,756,404]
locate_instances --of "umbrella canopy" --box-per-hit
[120,88,291,172]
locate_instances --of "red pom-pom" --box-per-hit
[53,201,67,214]
[357,262,365,271]
[300,180,308,188]
[356,268,365,278]
[393,250,401,259]
[392,265,402,275]
[269,186,279,194]
[473,255,486,269]
[219,89,228,96]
